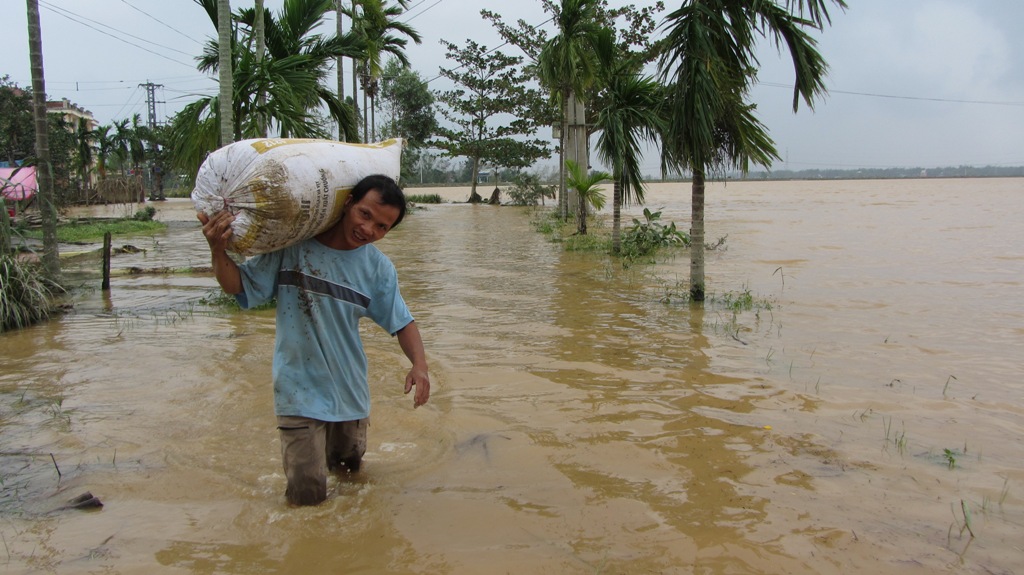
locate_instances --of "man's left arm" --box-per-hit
[396,321,430,408]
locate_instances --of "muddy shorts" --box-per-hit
[277,416,368,506]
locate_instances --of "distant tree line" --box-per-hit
[742,165,1024,181]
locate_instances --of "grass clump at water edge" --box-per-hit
[0,255,66,332]
[406,193,444,204]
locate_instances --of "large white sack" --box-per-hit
[192,138,403,255]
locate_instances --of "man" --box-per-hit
[199,174,430,506]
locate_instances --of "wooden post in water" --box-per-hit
[102,232,111,290]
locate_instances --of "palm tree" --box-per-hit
[217,0,233,146]
[658,0,845,301]
[25,0,59,276]
[73,117,96,200]
[537,0,604,220]
[112,118,132,176]
[565,159,608,235]
[345,0,420,142]
[93,125,116,181]
[127,114,149,201]
[170,0,364,180]
[590,29,663,255]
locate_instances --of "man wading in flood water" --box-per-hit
[199,174,430,506]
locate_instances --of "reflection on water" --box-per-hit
[1,179,1022,574]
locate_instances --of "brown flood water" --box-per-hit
[1,178,1022,574]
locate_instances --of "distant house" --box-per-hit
[46,98,99,188]
[46,98,98,132]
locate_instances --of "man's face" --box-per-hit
[336,189,401,250]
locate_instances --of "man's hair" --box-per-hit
[349,174,407,228]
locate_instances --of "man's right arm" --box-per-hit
[198,210,243,295]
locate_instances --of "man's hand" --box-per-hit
[404,365,430,408]
[397,321,430,408]
[197,210,243,295]
[198,210,235,252]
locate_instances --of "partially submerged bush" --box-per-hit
[0,255,65,332]
[406,193,443,204]
[621,208,689,260]
[507,173,556,206]
[134,205,157,221]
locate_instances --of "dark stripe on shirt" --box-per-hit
[278,269,370,308]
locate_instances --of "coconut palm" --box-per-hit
[25,0,59,276]
[169,0,364,179]
[217,0,233,145]
[658,0,845,301]
[537,0,605,220]
[93,125,115,181]
[590,29,664,255]
[112,118,132,176]
[344,0,420,142]
[565,159,608,236]
[73,117,96,197]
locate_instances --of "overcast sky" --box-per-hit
[4,0,1024,174]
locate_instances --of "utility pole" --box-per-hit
[139,81,165,199]
[139,81,164,129]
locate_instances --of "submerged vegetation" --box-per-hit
[531,206,691,263]
[406,193,444,204]
[19,213,165,244]
[0,255,65,332]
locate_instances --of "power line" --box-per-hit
[118,0,205,46]
[403,0,445,23]
[758,81,1024,107]
[38,0,196,69]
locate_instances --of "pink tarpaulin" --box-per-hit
[1,166,37,201]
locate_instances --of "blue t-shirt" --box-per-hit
[236,238,414,421]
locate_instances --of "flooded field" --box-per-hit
[0,178,1021,574]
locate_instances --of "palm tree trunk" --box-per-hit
[217,0,234,146]
[612,177,622,254]
[350,2,360,142]
[361,69,369,142]
[576,187,588,235]
[336,0,346,140]
[690,169,706,301]
[26,0,60,277]
[558,92,568,220]
[370,93,376,141]
[255,0,266,137]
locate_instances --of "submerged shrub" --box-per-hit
[507,173,556,206]
[621,208,689,260]
[134,205,157,221]
[0,255,65,332]
[406,194,443,204]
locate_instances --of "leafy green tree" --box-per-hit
[378,58,436,180]
[565,159,607,235]
[658,0,845,301]
[433,39,552,202]
[505,172,556,206]
[0,76,34,165]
